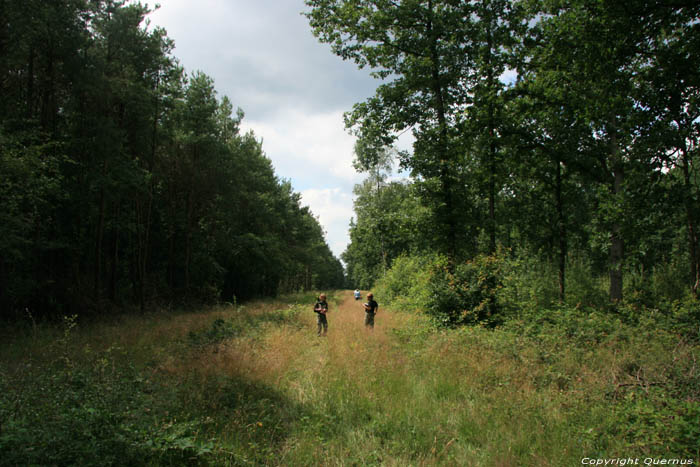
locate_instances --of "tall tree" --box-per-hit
[0,0,345,317]
[307,0,472,263]
[526,0,682,301]
[307,0,524,262]
[636,3,700,296]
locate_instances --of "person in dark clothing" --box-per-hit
[314,293,329,336]
[363,292,378,329]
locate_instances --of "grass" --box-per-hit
[1,290,698,465]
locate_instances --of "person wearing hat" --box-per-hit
[314,293,329,336]
[363,292,379,329]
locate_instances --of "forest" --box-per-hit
[0,0,344,319]
[314,0,700,318]
[1,0,700,464]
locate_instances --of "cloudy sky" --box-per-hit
[148,0,388,260]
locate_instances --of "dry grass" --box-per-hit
[4,291,696,465]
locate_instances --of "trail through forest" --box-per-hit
[196,290,582,465]
[4,291,695,465]
[217,290,411,415]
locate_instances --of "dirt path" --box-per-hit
[177,290,586,464]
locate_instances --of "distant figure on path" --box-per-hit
[363,292,379,329]
[354,289,361,300]
[314,293,329,337]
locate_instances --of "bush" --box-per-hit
[0,350,213,466]
[497,251,560,311]
[373,254,437,313]
[426,253,505,327]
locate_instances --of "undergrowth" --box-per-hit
[1,288,698,465]
[0,291,318,466]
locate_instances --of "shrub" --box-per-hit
[426,253,505,327]
[0,350,213,466]
[498,251,559,311]
[373,254,437,313]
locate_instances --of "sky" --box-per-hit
[148,0,388,260]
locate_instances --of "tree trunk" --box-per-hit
[94,160,107,299]
[610,223,624,301]
[609,133,624,302]
[0,256,6,317]
[427,0,456,266]
[108,202,120,302]
[681,147,699,298]
[555,159,567,302]
[27,46,35,118]
[166,182,176,290]
[184,188,193,292]
[135,192,152,313]
[41,41,55,133]
[167,228,175,289]
[486,15,497,255]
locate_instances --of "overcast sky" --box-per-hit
[148,0,388,260]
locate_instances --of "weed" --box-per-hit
[2,290,698,465]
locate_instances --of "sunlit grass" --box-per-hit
[1,290,698,465]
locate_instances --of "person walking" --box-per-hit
[363,292,379,329]
[314,293,329,336]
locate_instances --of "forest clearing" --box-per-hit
[2,290,697,465]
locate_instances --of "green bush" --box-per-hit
[599,388,700,457]
[498,251,560,311]
[0,351,213,466]
[373,254,436,313]
[426,253,505,327]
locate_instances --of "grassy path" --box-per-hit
[203,291,582,465]
[7,291,677,465]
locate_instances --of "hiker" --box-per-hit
[363,292,379,329]
[314,293,329,336]
[354,289,361,300]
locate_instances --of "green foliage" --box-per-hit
[373,254,436,313]
[426,253,505,328]
[0,0,344,317]
[315,0,700,306]
[610,388,700,457]
[187,306,303,347]
[499,301,700,458]
[664,295,700,339]
[496,251,560,310]
[0,349,213,466]
[2,292,700,464]
[343,175,431,290]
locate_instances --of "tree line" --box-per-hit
[0,0,344,318]
[307,0,699,306]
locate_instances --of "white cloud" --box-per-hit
[299,188,354,258]
[148,1,382,260]
[239,110,363,259]
[241,109,363,185]
[149,1,377,121]
[500,68,518,85]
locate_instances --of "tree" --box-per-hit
[523,0,693,302]
[343,173,429,289]
[307,0,474,262]
[635,4,700,296]
[0,0,345,318]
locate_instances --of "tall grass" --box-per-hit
[1,290,698,465]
